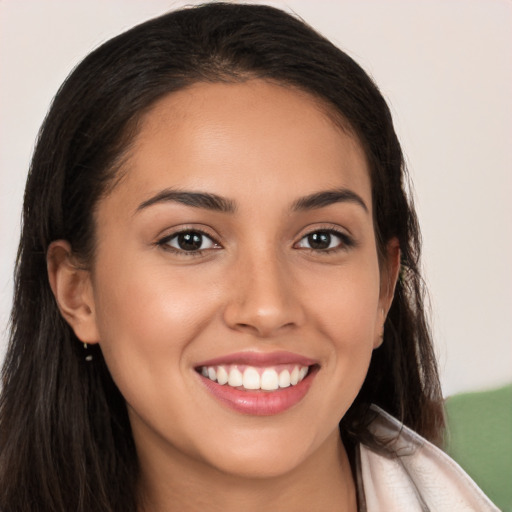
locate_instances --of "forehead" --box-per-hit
[111,80,371,212]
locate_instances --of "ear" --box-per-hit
[374,237,401,348]
[47,240,100,344]
[379,237,401,311]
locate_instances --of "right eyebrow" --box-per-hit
[136,189,237,214]
[291,188,369,213]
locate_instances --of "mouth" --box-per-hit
[198,363,311,390]
[194,352,319,416]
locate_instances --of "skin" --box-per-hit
[48,80,399,511]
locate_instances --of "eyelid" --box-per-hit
[293,224,355,251]
[293,223,352,241]
[156,225,222,254]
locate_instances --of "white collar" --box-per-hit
[356,405,500,512]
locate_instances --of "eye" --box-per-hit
[160,230,220,253]
[295,230,351,251]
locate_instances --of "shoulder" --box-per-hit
[356,405,500,512]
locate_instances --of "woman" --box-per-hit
[0,3,499,511]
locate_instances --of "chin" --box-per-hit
[207,445,309,480]
[196,421,334,481]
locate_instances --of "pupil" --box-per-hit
[177,232,202,251]
[308,232,330,250]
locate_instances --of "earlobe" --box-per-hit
[373,308,386,349]
[47,240,100,344]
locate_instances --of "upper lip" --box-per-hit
[195,350,318,368]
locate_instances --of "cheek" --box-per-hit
[301,259,381,409]
[306,259,381,344]
[90,256,222,393]
[94,251,219,331]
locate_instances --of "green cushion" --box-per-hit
[444,384,512,512]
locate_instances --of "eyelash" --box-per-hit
[294,228,355,253]
[157,229,221,256]
[156,227,355,256]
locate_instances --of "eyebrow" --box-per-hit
[292,188,369,213]
[137,189,237,213]
[136,187,368,215]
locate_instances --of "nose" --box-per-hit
[222,250,304,338]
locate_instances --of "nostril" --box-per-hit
[222,280,305,337]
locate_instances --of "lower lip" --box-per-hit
[198,367,317,416]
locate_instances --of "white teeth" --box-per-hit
[261,369,279,390]
[278,369,291,388]
[207,367,216,381]
[290,366,299,385]
[200,364,310,391]
[242,367,260,390]
[228,367,243,387]
[216,365,229,385]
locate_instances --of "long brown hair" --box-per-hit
[0,3,443,511]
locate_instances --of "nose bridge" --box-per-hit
[223,243,302,336]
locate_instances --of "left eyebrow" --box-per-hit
[136,189,236,213]
[292,188,369,213]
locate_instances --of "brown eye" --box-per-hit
[306,232,332,250]
[164,231,218,252]
[296,230,352,251]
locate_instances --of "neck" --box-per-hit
[136,429,357,512]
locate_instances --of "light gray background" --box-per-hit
[1,0,511,397]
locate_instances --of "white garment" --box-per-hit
[357,405,500,511]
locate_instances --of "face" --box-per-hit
[82,80,395,479]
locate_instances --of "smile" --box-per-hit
[195,352,319,416]
[199,364,310,391]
